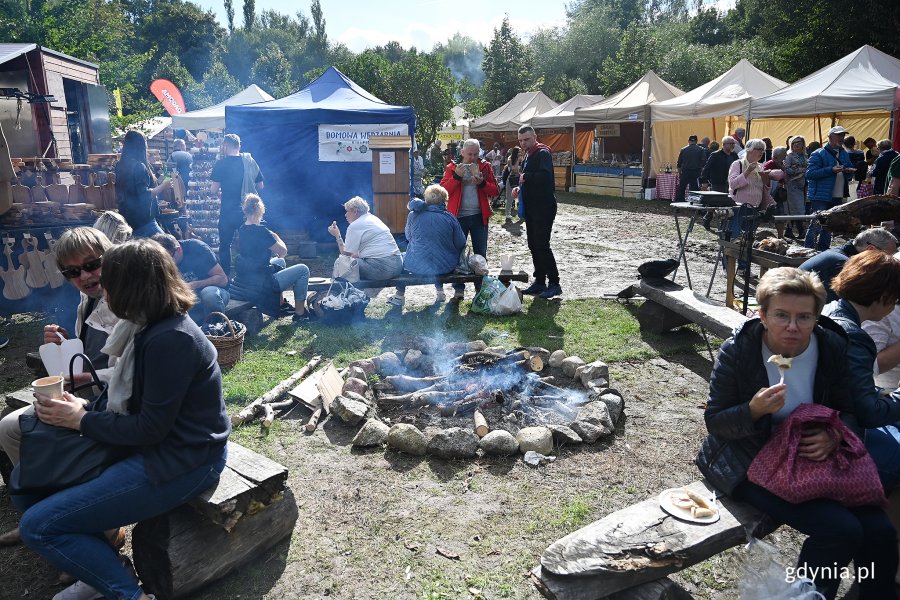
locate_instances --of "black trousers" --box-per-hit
[217,212,243,275]
[675,169,702,202]
[524,204,559,286]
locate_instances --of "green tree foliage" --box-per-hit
[224,0,234,32]
[529,27,588,102]
[135,0,224,81]
[481,17,532,111]
[250,43,294,98]
[200,60,241,103]
[242,0,254,30]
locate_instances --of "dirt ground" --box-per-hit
[0,194,851,599]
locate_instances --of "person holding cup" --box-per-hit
[114,130,172,238]
[804,126,855,251]
[13,238,230,600]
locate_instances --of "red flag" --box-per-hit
[150,79,186,115]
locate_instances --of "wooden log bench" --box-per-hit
[634,278,748,340]
[530,480,778,600]
[132,441,298,599]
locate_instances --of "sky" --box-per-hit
[197,0,570,52]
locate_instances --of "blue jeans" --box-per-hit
[805,200,836,251]
[866,425,900,490]
[189,286,231,324]
[132,220,165,238]
[274,263,310,307]
[454,214,488,292]
[14,452,226,600]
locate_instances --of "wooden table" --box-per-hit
[719,240,810,309]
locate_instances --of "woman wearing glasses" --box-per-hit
[824,250,900,492]
[696,266,899,598]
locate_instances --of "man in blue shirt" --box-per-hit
[153,234,229,323]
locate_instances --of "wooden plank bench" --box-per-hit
[530,480,777,600]
[635,278,748,340]
[132,441,298,599]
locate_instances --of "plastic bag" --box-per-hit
[471,276,506,315]
[333,255,360,282]
[468,254,488,276]
[739,538,825,600]
[490,284,522,315]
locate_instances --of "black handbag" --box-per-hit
[9,353,127,496]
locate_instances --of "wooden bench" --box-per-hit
[635,278,748,340]
[530,480,777,600]
[132,441,298,599]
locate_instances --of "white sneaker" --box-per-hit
[434,289,446,303]
[53,580,102,600]
[386,294,405,307]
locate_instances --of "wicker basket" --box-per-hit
[203,312,245,369]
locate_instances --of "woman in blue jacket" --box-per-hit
[388,184,466,306]
[17,238,230,600]
[804,127,855,251]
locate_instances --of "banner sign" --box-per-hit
[596,124,621,137]
[318,124,410,162]
[149,79,185,116]
[437,132,463,142]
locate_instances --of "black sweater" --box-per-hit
[521,145,556,214]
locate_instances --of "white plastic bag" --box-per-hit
[739,538,825,600]
[333,255,360,282]
[468,254,488,276]
[490,284,522,315]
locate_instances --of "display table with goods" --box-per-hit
[573,165,642,198]
[184,149,219,250]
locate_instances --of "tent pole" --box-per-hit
[816,115,823,144]
[642,119,651,193]
[571,125,576,191]
[712,118,717,143]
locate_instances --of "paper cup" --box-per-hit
[32,375,64,399]
[500,255,514,271]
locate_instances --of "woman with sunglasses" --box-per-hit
[115,130,172,238]
[13,238,230,600]
[696,266,899,598]
[824,250,900,492]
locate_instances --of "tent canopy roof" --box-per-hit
[651,59,787,121]
[469,91,559,133]
[575,71,684,123]
[171,84,273,130]
[531,94,606,128]
[751,45,900,118]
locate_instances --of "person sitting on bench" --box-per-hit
[696,267,899,599]
[15,238,230,600]
[230,194,310,323]
[152,233,230,324]
[388,184,466,306]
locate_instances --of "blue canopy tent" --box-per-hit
[226,67,416,235]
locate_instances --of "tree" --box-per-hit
[391,51,456,150]
[135,0,224,81]
[597,25,658,94]
[200,60,241,104]
[250,43,295,98]
[243,0,254,30]
[309,0,327,55]
[224,0,234,32]
[433,33,485,86]
[528,27,588,102]
[481,17,532,111]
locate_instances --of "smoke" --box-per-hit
[445,48,485,86]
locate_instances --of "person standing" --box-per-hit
[804,126,854,251]
[115,131,172,238]
[502,146,523,224]
[210,134,264,275]
[675,135,706,203]
[440,138,498,301]
[412,149,425,197]
[168,139,193,188]
[783,136,810,239]
[513,126,561,299]
[732,127,746,152]
[701,136,738,194]
[870,139,897,194]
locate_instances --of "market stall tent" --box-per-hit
[650,60,788,170]
[171,84,273,131]
[226,67,416,233]
[531,94,605,161]
[469,91,558,143]
[749,45,900,149]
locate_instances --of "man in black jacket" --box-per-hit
[870,139,898,195]
[675,134,706,202]
[700,137,739,230]
[513,126,561,299]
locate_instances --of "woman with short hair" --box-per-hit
[93,211,133,244]
[783,136,809,239]
[15,238,230,600]
[696,266,899,599]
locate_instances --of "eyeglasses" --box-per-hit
[767,310,817,328]
[60,256,102,279]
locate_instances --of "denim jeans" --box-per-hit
[454,214,488,293]
[804,200,837,251]
[189,286,231,324]
[132,220,165,239]
[274,263,310,306]
[866,425,900,490]
[14,451,226,600]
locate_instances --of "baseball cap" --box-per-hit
[688,135,698,142]
[828,126,849,136]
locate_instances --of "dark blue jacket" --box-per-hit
[873,149,898,195]
[695,317,855,495]
[81,314,230,483]
[823,299,900,426]
[521,144,556,215]
[806,145,853,203]
[403,198,466,275]
[798,241,857,303]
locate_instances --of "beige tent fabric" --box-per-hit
[574,71,683,124]
[172,84,274,131]
[469,91,558,134]
[651,117,746,173]
[532,94,605,128]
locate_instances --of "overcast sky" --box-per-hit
[197,0,569,51]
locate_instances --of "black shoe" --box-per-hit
[279,301,295,315]
[291,313,310,324]
[521,281,547,295]
[0,336,8,350]
[539,284,563,299]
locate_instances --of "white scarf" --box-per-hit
[100,319,145,415]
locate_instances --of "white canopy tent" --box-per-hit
[749,45,900,148]
[469,91,558,134]
[531,94,605,128]
[650,60,788,170]
[171,84,273,131]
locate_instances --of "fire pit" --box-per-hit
[329,338,625,460]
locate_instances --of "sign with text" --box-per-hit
[595,124,621,137]
[318,124,410,162]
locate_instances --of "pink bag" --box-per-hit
[747,403,886,507]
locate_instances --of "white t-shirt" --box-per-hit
[343,213,400,259]
[762,335,818,425]
[863,307,900,389]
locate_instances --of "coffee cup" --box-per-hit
[500,254,514,271]
[32,375,64,399]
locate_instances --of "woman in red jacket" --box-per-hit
[439,138,499,300]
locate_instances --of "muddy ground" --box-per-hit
[0,194,854,599]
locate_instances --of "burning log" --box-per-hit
[455,349,531,366]
[473,410,489,438]
[384,374,448,393]
[379,389,467,408]
[232,356,323,426]
[443,340,487,355]
[439,389,493,417]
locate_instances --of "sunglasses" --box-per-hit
[60,256,103,279]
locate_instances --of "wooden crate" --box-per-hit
[553,166,571,191]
